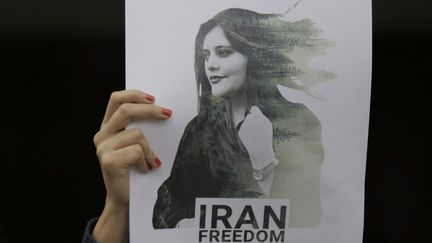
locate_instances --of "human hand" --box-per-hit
[238,106,275,196]
[238,106,275,168]
[92,90,172,243]
[93,90,171,208]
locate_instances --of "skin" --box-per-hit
[92,26,274,235]
[203,25,275,196]
[203,25,248,101]
[92,90,171,243]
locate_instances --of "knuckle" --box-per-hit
[151,106,161,117]
[117,103,131,117]
[93,132,101,146]
[131,89,142,98]
[129,128,143,140]
[95,143,105,158]
[110,91,121,103]
[132,145,145,158]
[100,153,116,169]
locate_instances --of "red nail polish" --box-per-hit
[162,108,172,117]
[155,157,161,167]
[146,94,155,102]
[147,164,153,171]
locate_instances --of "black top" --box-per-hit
[81,218,98,243]
[153,98,324,229]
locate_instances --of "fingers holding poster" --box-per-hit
[127,0,371,243]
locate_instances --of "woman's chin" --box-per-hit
[211,90,228,98]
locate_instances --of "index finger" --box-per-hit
[102,90,155,127]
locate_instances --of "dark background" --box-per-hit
[1,0,431,242]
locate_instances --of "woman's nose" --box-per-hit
[207,61,220,72]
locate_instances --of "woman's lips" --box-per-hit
[209,75,227,84]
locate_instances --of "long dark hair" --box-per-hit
[195,8,333,115]
[191,8,331,192]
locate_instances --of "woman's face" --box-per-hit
[203,25,248,98]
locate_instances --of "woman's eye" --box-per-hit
[215,48,233,57]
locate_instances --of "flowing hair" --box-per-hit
[192,8,333,192]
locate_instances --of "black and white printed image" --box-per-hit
[152,8,335,229]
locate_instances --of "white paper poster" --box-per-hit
[127,0,371,242]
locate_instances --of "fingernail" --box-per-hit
[161,108,172,117]
[145,94,155,102]
[155,157,161,167]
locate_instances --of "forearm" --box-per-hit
[92,199,129,243]
[257,170,273,197]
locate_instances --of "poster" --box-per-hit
[127,0,371,242]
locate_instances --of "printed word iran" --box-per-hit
[196,199,289,243]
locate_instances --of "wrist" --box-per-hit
[104,196,129,216]
[92,197,129,243]
[252,158,279,181]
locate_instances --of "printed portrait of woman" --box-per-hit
[153,8,334,229]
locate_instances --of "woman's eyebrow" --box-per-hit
[215,45,232,49]
[202,45,232,51]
